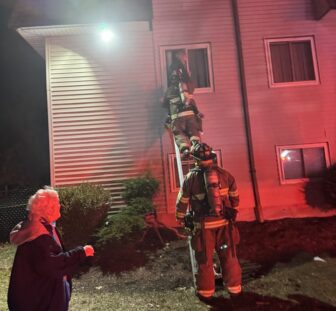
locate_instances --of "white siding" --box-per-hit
[46,22,165,212]
[152,0,256,221]
[238,0,336,218]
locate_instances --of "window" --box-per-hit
[168,150,222,192]
[276,143,329,184]
[265,37,319,87]
[160,43,213,93]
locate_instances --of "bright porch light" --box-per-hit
[99,24,115,43]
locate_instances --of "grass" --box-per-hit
[0,244,15,310]
[0,241,208,311]
[1,217,336,310]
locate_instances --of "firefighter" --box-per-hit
[176,143,242,301]
[167,49,194,93]
[163,61,203,159]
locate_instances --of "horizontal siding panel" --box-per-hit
[152,0,256,218]
[238,0,336,211]
[46,24,165,211]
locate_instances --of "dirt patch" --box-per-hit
[237,217,336,275]
[93,217,336,276]
[2,217,336,310]
[93,228,180,274]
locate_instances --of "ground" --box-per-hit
[1,217,336,310]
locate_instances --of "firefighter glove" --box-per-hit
[224,207,238,221]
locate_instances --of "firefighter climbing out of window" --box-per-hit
[167,49,193,92]
[163,50,204,159]
[176,143,242,301]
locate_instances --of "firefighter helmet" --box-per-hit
[191,143,216,163]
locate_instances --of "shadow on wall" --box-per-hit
[303,164,336,211]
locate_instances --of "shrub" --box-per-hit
[122,173,159,203]
[96,173,159,246]
[58,183,111,248]
[323,164,336,206]
[304,164,336,210]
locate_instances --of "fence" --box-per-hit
[0,186,39,242]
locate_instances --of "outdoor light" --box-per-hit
[99,24,115,43]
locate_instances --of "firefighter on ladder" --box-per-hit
[163,50,203,159]
[176,143,242,301]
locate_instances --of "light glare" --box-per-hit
[100,28,115,42]
[280,150,290,160]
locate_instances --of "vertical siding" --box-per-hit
[238,0,336,218]
[152,0,256,221]
[46,22,165,212]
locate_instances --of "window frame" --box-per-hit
[168,150,222,192]
[264,36,320,88]
[159,43,214,94]
[276,143,330,185]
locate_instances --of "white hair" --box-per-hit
[27,187,59,222]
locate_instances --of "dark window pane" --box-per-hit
[281,149,304,179]
[303,148,326,177]
[291,41,315,81]
[270,43,293,83]
[188,48,210,88]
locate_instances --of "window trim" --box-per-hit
[264,36,320,88]
[168,150,222,192]
[159,43,214,94]
[276,143,330,185]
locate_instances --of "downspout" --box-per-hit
[231,0,264,222]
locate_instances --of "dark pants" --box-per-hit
[64,280,70,311]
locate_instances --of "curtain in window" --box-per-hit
[188,48,210,88]
[270,41,315,83]
[303,148,326,177]
[270,43,293,83]
[291,42,315,81]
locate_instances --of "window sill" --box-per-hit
[269,80,320,88]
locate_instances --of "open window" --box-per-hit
[265,36,320,87]
[160,43,214,93]
[276,143,330,184]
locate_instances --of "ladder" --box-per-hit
[174,140,198,290]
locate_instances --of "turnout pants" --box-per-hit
[192,221,242,298]
[171,115,201,151]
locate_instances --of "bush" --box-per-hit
[96,173,159,246]
[58,183,111,248]
[122,173,159,203]
[323,164,336,206]
[304,164,336,210]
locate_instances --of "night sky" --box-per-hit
[0,2,50,186]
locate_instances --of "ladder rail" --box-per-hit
[174,139,198,290]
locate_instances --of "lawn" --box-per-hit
[1,217,336,310]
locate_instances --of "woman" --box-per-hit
[8,187,94,311]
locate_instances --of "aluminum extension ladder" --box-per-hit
[174,140,198,290]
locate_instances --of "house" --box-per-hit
[10,0,336,226]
